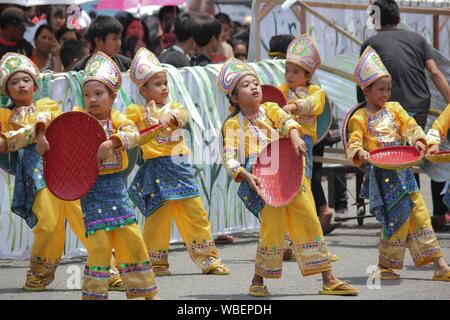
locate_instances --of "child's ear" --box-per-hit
[363,87,369,96]
[139,85,146,97]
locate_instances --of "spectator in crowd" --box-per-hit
[149,5,180,56]
[0,7,33,59]
[159,12,194,68]
[268,34,294,59]
[356,0,450,230]
[72,15,131,72]
[46,5,67,35]
[231,39,247,62]
[214,12,234,62]
[190,14,221,67]
[55,27,80,45]
[32,24,62,72]
[60,39,86,72]
[121,17,150,59]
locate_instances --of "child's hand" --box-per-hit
[0,136,6,153]
[283,103,297,114]
[242,171,261,195]
[426,144,440,155]
[158,113,176,128]
[36,134,50,156]
[357,150,369,163]
[97,140,113,167]
[415,140,426,155]
[289,129,306,157]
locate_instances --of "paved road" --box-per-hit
[0,222,449,300]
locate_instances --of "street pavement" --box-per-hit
[0,175,449,300]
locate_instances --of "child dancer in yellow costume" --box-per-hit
[427,103,450,212]
[0,52,96,291]
[219,57,359,297]
[126,47,230,276]
[278,34,338,262]
[347,46,450,281]
[64,52,159,299]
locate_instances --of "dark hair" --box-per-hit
[174,12,192,42]
[191,14,221,47]
[34,24,53,41]
[122,36,139,59]
[60,39,85,69]
[86,15,123,47]
[55,27,80,42]
[269,34,295,58]
[215,12,232,25]
[231,39,247,50]
[158,6,180,23]
[122,18,149,45]
[373,0,400,26]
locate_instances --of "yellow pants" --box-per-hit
[27,187,88,288]
[82,223,157,300]
[143,196,222,273]
[256,176,332,278]
[379,192,442,269]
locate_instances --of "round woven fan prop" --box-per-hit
[425,150,450,163]
[261,84,287,107]
[44,111,106,200]
[252,138,303,207]
[369,146,423,170]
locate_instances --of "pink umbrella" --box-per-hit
[96,0,185,10]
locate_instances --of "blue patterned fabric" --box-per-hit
[11,144,46,228]
[303,135,313,180]
[128,155,200,218]
[81,172,137,236]
[443,182,450,209]
[237,155,264,219]
[360,164,419,239]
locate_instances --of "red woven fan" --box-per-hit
[252,138,303,207]
[369,146,423,170]
[261,84,287,107]
[44,112,106,201]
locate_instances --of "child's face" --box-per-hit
[233,75,262,108]
[83,81,115,119]
[363,76,392,109]
[96,33,121,57]
[6,72,35,106]
[285,62,310,89]
[140,72,169,105]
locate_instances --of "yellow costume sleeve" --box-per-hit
[389,102,426,146]
[222,116,245,182]
[125,104,143,127]
[295,85,325,117]
[35,98,61,131]
[1,125,35,152]
[110,109,139,151]
[169,102,189,128]
[0,108,11,132]
[347,112,367,166]
[426,103,450,145]
[263,102,302,137]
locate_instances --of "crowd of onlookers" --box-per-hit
[0,4,252,73]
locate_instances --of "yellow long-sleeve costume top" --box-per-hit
[346,102,426,166]
[222,102,302,182]
[426,103,450,145]
[126,101,190,160]
[73,107,139,175]
[0,98,60,151]
[278,84,325,144]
